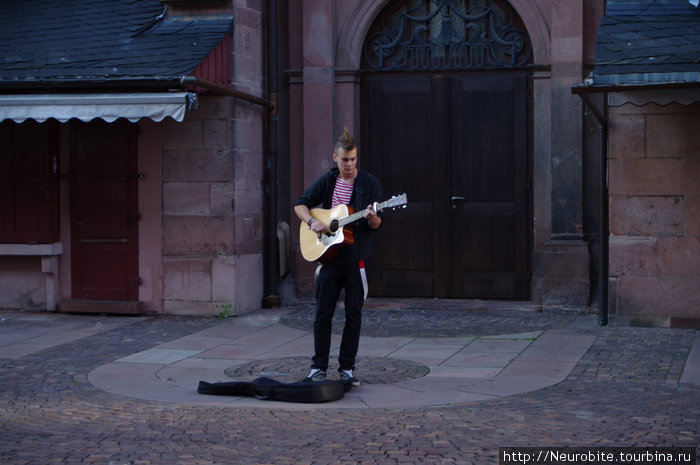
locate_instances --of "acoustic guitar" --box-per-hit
[299,193,407,264]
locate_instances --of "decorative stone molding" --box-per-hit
[337,0,551,70]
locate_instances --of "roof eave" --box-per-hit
[0,75,275,112]
[0,76,186,93]
[572,80,700,94]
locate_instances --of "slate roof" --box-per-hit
[0,0,233,89]
[591,0,700,87]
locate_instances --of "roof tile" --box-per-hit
[0,0,233,86]
[592,2,700,86]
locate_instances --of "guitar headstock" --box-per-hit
[380,193,407,211]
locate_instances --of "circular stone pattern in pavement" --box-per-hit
[225,356,430,384]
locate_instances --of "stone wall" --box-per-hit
[608,101,700,322]
[160,0,266,316]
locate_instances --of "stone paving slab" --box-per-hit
[85,312,598,409]
[680,339,700,385]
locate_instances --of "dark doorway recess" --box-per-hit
[362,72,530,299]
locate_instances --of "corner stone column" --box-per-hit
[293,0,336,295]
[541,0,590,308]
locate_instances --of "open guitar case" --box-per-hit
[197,377,354,403]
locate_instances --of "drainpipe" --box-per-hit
[598,112,609,326]
[261,0,281,307]
[180,76,275,111]
[578,91,609,326]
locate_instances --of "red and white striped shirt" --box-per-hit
[332,177,354,207]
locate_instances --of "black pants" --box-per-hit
[311,262,364,372]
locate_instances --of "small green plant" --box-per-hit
[217,304,233,318]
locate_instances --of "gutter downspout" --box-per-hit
[262,0,281,307]
[578,91,609,326]
[180,76,275,111]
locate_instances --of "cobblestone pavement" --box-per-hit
[280,303,579,337]
[1,306,698,465]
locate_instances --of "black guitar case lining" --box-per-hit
[197,377,353,403]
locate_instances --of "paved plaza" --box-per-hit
[1,301,698,464]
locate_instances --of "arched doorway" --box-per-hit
[361,0,533,299]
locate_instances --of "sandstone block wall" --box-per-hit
[608,102,700,322]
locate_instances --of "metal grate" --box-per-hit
[363,0,532,71]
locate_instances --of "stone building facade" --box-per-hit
[1,0,698,327]
[0,0,268,316]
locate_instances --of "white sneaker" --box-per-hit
[304,368,327,382]
[339,369,360,387]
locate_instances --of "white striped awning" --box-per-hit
[0,92,198,123]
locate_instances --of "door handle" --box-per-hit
[451,196,465,209]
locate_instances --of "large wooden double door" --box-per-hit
[362,72,530,299]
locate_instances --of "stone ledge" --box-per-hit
[59,299,143,315]
[0,242,63,256]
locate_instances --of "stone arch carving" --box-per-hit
[336,0,550,70]
[336,0,390,69]
[508,0,550,64]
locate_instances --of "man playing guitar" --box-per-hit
[294,128,383,387]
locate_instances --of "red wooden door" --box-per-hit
[70,120,139,300]
[362,72,530,299]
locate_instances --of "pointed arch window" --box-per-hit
[363,0,532,70]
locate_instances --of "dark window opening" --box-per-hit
[0,120,60,244]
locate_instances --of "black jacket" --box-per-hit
[295,168,383,264]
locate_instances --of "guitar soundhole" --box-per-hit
[329,219,339,233]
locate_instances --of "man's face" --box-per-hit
[333,147,358,178]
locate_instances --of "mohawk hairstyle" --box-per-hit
[334,127,355,154]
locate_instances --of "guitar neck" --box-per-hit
[338,210,366,228]
[337,201,386,228]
